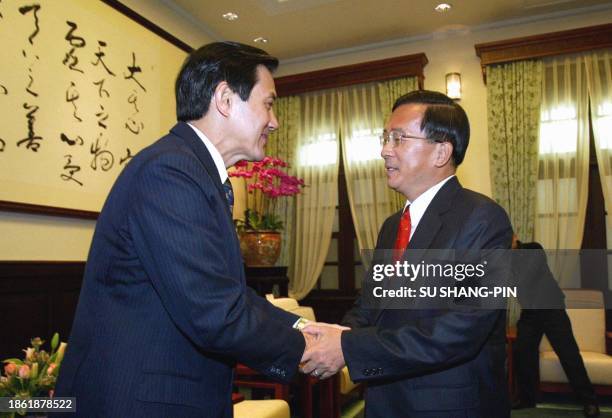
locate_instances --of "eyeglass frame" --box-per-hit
[379,130,446,147]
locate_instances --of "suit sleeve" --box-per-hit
[341,203,512,382]
[128,151,304,381]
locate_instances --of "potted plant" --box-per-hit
[0,333,67,418]
[230,157,304,266]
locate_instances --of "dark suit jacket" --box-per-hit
[53,122,305,418]
[341,177,512,418]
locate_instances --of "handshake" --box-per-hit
[299,322,350,380]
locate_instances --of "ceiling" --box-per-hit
[165,0,612,60]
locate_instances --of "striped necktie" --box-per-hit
[222,178,234,215]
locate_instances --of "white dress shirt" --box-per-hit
[404,175,455,239]
[187,123,228,184]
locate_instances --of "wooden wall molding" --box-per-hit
[0,261,85,360]
[275,53,428,97]
[475,23,612,82]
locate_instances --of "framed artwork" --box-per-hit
[0,0,192,218]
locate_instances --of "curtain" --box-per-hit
[289,90,341,299]
[535,54,590,288]
[584,49,612,249]
[340,77,417,264]
[487,60,543,242]
[535,55,590,251]
[486,60,543,327]
[258,96,301,266]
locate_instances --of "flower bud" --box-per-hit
[56,342,67,364]
[24,347,35,361]
[18,364,30,379]
[30,362,39,379]
[4,363,17,375]
[47,363,57,375]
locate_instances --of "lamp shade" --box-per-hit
[446,72,461,100]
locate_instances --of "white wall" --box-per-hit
[0,0,213,261]
[276,6,612,197]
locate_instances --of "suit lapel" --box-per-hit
[169,122,231,218]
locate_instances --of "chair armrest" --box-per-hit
[235,363,259,377]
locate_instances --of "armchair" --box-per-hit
[539,289,612,395]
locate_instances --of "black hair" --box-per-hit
[175,41,279,121]
[392,90,470,166]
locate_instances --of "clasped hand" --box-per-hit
[300,322,349,380]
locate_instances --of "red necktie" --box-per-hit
[393,206,411,262]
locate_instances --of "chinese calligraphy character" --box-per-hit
[19,4,41,45]
[17,102,42,152]
[119,147,133,165]
[93,79,110,98]
[127,91,139,113]
[125,117,144,135]
[0,138,5,152]
[65,20,85,47]
[61,154,83,186]
[60,133,84,146]
[96,105,109,129]
[63,21,86,73]
[92,40,115,76]
[0,85,7,95]
[124,52,146,92]
[26,70,38,97]
[65,81,82,122]
[90,135,114,171]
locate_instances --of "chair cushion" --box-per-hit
[340,366,359,395]
[540,351,612,385]
[233,400,290,418]
[539,309,606,354]
[269,298,300,311]
[292,306,316,322]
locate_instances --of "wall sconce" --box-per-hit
[446,72,461,100]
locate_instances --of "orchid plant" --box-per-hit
[229,157,305,232]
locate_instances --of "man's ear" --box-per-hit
[434,141,454,167]
[213,81,233,117]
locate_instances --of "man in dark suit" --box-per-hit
[53,42,312,418]
[301,90,512,417]
[512,237,599,417]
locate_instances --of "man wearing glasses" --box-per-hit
[301,90,512,417]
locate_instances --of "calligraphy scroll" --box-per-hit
[0,0,189,215]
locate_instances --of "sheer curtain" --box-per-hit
[535,54,590,286]
[584,49,612,249]
[340,78,416,262]
[289,90,341,299]
[535,55,590,250]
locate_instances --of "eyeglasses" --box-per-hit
[379,130,443,147]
